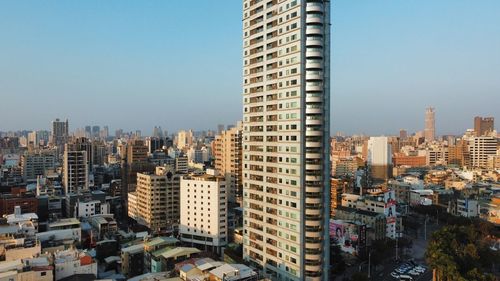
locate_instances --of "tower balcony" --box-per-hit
[306,26,324,36]
[306,2,324,13]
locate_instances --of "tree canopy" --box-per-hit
[425,224,499,281]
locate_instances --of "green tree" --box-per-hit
[425,225,498,281]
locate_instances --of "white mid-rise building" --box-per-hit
[180,171,228,254]
[77,200,110,218]
[468,136,498,168]
[367,136,392,180]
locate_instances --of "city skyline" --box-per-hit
[0,1,498,280]
[1,0,499,134]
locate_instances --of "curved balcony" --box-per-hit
[305,175,322,182]
[305,141,322,147]
[306,231,323,239]
[305,208,322,216]
[305,60,322,69]
[305,130,323,136]
[305,152,321,159]
[305,49,323,58]
[305,164,321,170]
[305,71,323,80]
[307,15,324,24]
[306,26,324,36]
[305,242,322,250]
[306,197,322,204]
[305,94,323,103]
[306,120,322,127]
[305,83,322,92]
[306,38,323,47]
[305,275,322,281]
[305,264,322,273]
[305,253,322,261]
[305,186,322,193]
[306,3,324,13]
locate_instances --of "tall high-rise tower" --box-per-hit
[424,107,435,142]
[242,0,331,280]
[51,118,69,146]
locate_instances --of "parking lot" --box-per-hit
[386,260,431,281]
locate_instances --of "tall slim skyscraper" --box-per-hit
[242,1,331,280]
[63,143,88,194]
[213,122,243,205]
[92,125,100,139]
[424,107,435,142]
[51,118,69,146]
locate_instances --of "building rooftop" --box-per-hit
[336,206,382,218]
[209,263,257,281]
[121,243,144,254]
[158,247,200,260]
[128,273,182,281]
[48,218,80,229]
[104,256,121,264]
[182,173,225,182]
[0,260,22,274]
[4,213,38,224]
[144,236,178,248]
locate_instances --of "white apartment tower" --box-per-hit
[242,0,331,280]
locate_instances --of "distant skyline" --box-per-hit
[0,1,499,135]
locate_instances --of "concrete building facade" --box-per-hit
[242,0,331,279]
[179,171,228,254]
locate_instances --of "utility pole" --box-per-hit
[395,232,399,261]
[368,251,372,279]
[424,214,428,241]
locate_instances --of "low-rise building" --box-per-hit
[53,249,97,281]
[334,206,386,242]
[0,257,53,281]
[448,198,479,218]
[121,243,145,278]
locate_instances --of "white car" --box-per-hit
[408,270,420,276]
[414,266,426,273]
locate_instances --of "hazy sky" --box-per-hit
[0,1,499,135]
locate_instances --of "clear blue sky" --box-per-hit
[0,0,499,135]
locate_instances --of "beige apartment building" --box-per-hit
[128,166,180,234]
[213,122,243,205]
[242,0,331,280]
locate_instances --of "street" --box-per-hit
[334,214,441,281]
